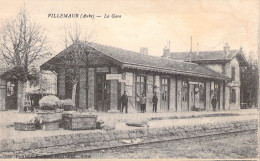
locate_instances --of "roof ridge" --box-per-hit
[85,41,201,66]
[170,49,238,54]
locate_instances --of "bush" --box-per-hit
[39,95,60,110]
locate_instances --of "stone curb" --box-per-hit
[0,119,258,158]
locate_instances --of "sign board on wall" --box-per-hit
[106,74,122,80]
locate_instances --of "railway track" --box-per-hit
[34,129,257,159]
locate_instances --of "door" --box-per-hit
[199,83,206,109]
[136,75,146,112]
[96,74,110,111]
[65,75,73,99]
[189,84,195,110]
[214,83,220,110]
[160,78,169,111]
[181,81,188,111]
[6,80,18,110]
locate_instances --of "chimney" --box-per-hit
[163,47,170,58]
[140,47,148,55]
[223,43,230,53]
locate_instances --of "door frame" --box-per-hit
[160,77,170,111]
[135,74,147,112]
[181,80,189,111]
[95,73,111,111]
[5,79,18,110]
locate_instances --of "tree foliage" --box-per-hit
[62,23,93,84]
[240,52,258,107]
[0,8,50,112]
[58,23,94,107]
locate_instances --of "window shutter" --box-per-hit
[231,67,235,81]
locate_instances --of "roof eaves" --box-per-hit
[122,62,227,80]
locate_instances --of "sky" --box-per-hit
[0,0,259,63]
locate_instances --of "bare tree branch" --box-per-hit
[0,8,51,73]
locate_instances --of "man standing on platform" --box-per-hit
[152,92,158,113]
[121,91,128,113]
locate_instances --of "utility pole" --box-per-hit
[189,37,192,62]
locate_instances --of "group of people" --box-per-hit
[121,91,158,113]
[121,91,218,113]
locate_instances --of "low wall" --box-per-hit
[0,119,258,158]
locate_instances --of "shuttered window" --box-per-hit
[231,67,235,81]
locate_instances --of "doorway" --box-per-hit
[160,78,169,111]
[181,81,189,111]
[6,80,18,110]
[96,74,110,111]
[136,75,146,112]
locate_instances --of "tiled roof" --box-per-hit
[86,42,228,80]
[0,67,12,76]
[163,50,239,61]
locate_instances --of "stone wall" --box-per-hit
[110,67,118,111]
[79,68,87,108]
[169,77,176,111]
[0,119,257,158]
[88,68,95,109]
[176,79,182,111]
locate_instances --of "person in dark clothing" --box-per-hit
[121,91,128,113]
[152,92,158,113]
[211,95,217,111]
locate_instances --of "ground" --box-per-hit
[48,130,258,159]
[0,109,258,140]
[0,108,258,159]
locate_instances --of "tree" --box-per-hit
[0,8,50,112]
[61,23,93,108]
[240,51,259,108]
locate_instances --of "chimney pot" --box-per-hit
[224,43,230,53]
[163,47,170,58]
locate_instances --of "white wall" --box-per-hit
[204,64,223,74]
[225,57,241,109]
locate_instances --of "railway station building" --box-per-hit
[40,42,247,112]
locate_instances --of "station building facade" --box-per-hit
[41,42,246,113]
[162,43,248,110]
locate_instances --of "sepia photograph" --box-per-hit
[0,0,259,159]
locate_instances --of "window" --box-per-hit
[231,67,235,81]
[96,74,110,101]
[161,78,169,101]
[182,81,188,102]
[6,81,15,96]
[136,75,146,97]
[230,89,236,103]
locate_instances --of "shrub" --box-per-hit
[39,95,60,110]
